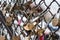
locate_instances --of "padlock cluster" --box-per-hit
[0,0,60,40]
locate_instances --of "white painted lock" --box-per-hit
[15,32,19,36]
[20,34,25,40]
[30,2,36,8]
[17,27,21,34]
[14,20,18,25]
[22,16,27,22]
[6,12,10,17]
[17,14,21,20]
[33,22,37,25]
[30,16,39,22]
[56,29,60,36]
[20,22,24,26]
[25,36,30,40]
[44,28,51,35]
[3,29,7,35]
[7,34,10,40]
[12,24,15,30]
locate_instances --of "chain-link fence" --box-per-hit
[0,0,60,40]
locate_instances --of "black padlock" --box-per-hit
[51,33,59,40]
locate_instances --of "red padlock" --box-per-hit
[39,35,44,40]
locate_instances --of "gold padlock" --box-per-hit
[24,23,34,31]
[37,29,44,36]
[24,22,37,31]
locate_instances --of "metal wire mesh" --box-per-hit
[0,0,60,40]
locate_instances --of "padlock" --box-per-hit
[23,22,37,37]
[50,33,59,40]
[44,12,52,23]
[37,29,44,36]
[0,35,5,40]
[12,24,20,40]
[12,36,20,40]
[17,14,22,26]
[52,18,59,26]
[0,25,5,40]
[25,36,30,40]
[39,35,44,40]
[24,22,37,31]
[36,7,43,13]
[2,1,7,7]
[18,19,21,26]
[6,16,13,26]
[22,16,27,22]
[20,34,25,40]
[5,13,15,26]
[44,27,51,35]
[30,2,36,8]
[14,20,18,25]
[5,12,10,17]
[11,4,24,11]
[5,3,11,11]
[37,29,44,40]
[24,1,32,9]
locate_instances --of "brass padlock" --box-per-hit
[52,18,60,26]
[12,36,20,40]
[37,29,44,36]
[5,16,13,26]
[24,22,37,31]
